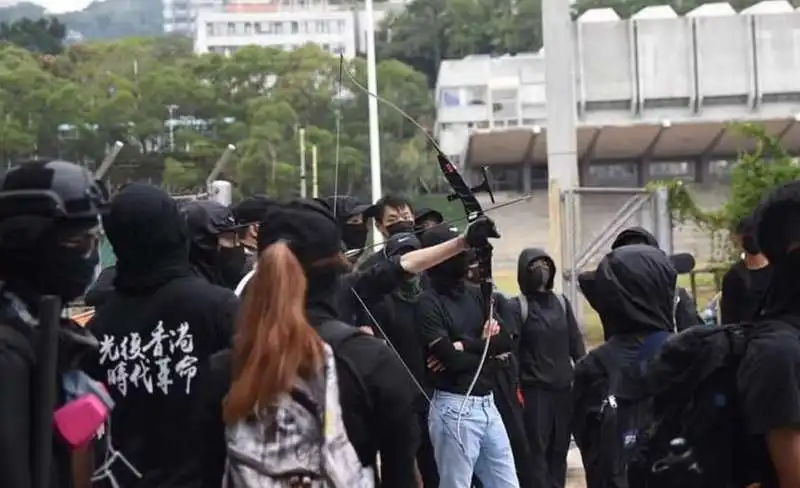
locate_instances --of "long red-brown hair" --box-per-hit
[223,241,325,424]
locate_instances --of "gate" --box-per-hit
[559,186,672,326]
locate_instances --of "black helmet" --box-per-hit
[0,159,109,222]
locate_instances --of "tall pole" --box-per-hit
[311,144,319,198]
[167,104,179,152]
[543,0,579,293]
[298,127,307,198]
[365,0,383,246]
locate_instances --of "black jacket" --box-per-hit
[83,183,239,488]
[572,245,677,488]
[512,248,586,390]
[0,293,97,488]
[580,227,702,333]
[84,265,116,308]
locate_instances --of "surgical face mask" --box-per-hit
[385,221,414,236]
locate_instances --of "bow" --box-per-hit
[337,55,500,447]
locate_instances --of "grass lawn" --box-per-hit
[493,270,720,348]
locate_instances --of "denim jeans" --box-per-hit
[429,390,520,488]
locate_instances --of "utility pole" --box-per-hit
[167,104,179,152]
[298,127,307,198]
[311,144,319,198]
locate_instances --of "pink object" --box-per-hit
[54,394,110,448]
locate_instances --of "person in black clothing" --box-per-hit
[202,199,424,487]
[417,225,520,488]
[578,226,701,333]
[316,195,377,262]
[180,200,245,288]
[231,195,276,272]
[720,214,772,324]
[84,183,239,488]
[415,207,444,231]
[572,244,676,488]
[510,248,585,488]
[361,231,439,486]
[356,194,417,271]
[85,263,116,307]
[736,181,800,488]
[0,159,109,488]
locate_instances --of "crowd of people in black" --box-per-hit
[0,158,798,488]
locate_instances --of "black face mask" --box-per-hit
[526,267,549,292]
[429,253,468,286]
[742,235,761,255]
[219,246,247,289]
[342,224,368,251]
[41,246,99,303]
[386,221,414,236]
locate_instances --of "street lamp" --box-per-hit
[167,104,179,152]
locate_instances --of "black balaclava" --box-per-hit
[181,200,239,287]
[421,226,466,294]
[258,199,347,315]
[103,183,192,294]
[0,215,99,305]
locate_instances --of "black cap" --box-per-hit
[233,195,277,225]
[415,207,443,225]
[384,232,421,257]
[180,200,240,237]
[257,199,341,265]
[317,195,377,221]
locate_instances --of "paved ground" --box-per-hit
[566,445,587,488]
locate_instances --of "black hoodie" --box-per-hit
[579,226,702,333]
[572,245,677,488]
[512,248,585,389]
[84,184,238,488]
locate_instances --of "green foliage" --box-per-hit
[0,17,65,54]
[655,123,800,262]
[0,37,440,200]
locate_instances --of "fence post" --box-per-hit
[654,186,674,255]
[548,179,564,294]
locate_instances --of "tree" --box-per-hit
[0,17,66,54]
[0,37,437,201]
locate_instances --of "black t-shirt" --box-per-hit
[417,283,511,396]
[84,275,238,488]
[721,262,772,324]
[738,320,800,486]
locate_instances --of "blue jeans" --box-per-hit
[429,390,520,488]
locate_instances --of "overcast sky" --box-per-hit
[33,0,93,13]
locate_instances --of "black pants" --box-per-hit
[492,369,537,488]
[417,407,439,488]
[522,385,572,488]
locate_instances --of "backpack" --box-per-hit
[223,341,375,488]
[623,323,793,488]
[517,293,566,321]
[579,330,671,488]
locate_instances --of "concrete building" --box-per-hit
[434,1,800,192]
[163,0,225,36]
[194,0,358,57]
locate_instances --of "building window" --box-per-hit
[227,22,236,35]
[206,22,214,36]
[649,161,690,177]
[316,21,326,33]
[337,20,345,33]
[291,21,299,34]
[244,22,252,34]
[274,22,284,34]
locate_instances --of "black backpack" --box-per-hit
[582,330,671,488]
[623,323,791,488]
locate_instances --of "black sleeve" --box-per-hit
[565,297,587,359]
[418,293,482,372]
[367,347,419,488]
[674,288,702,331]
[738,327,800,435]
[462,329,513,356]
[345,256,409,306]
[720,269,742,325]
[0,348,32,488]
[84,265,117,307]
[212,292,239,350]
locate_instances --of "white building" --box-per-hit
[164,0,225,36]
[194,2,357,58]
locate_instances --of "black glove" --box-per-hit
[463,215,500,248]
